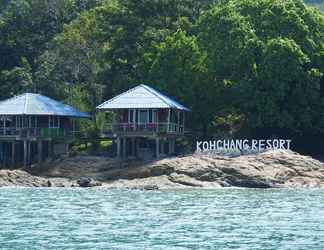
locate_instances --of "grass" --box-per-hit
[71,140,113,154]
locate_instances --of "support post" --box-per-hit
[0,142,2,168]
[27,141,31,165]
[38,141,42,164]
[135,138,139,158]
[11,142,15,168]
[116,137,121,158]
[168,138,172,155]
[161,139,165,156]
[122,137,127,159]
[23,140,27,167]
[131,138,136,157]
[48,141,53,159]
[156,137,160,158]
[172,139,176,154]
[65,143,69,155]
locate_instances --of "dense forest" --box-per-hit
[0,0,323,153]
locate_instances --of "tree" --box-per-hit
[197,0,324,136]
[0,57,33,99]
[38,0,215,101]
[141,29,216,136]
[0,0,101,99]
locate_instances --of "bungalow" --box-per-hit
[0,93,90,167]
[97,84,190,159]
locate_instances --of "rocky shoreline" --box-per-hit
[0,150,324,189]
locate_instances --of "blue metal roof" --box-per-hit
[97,84,191,111]
[0,93,90,118]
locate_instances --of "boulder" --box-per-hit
[1,149,324,189]
[143,185,159,190]
[77,177,102,187]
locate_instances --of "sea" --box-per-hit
[0,188,323,250]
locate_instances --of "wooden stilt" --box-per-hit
[0,142,2,168]
[116,137,121,158]
[23,140,27,167]
[131,138,135,156]
[11,142,15,168]
[122,137,126,159]
[37,141,42,164]
[0,142,5,167]
[48,141,53,159]
[28,141,31,165]
[172,139,176,154]
[161,139,165,155]
[156,137,160,158]
[135,138,139,158]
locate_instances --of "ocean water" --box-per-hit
[0,188,324,250]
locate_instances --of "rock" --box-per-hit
[143,185,159,190]
[1,150,324,189]
[57,150,324,189]
[77,177,101,187]
[0,169,49,187]
[77,177,91,187]
[225,176,274,188]
[169,173,204,187]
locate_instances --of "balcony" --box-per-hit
[0,127,80,140]
[104,122,185,136]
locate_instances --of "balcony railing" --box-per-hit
[0,127,81,139]
[105,122,185,134]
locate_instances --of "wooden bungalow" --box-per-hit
[0,93,90,167]
[97,84,190,159]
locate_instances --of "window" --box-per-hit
[29,116,38,128]
[152,110,158,123]
[129,110,134,123]
[139,110,148,124]
[49,116,60,128]
[149,110,152,123]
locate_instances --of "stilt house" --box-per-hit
[97,84,190,159]
[0,93,90,167]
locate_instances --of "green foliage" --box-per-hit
[44,0,215,99]
[0,0,102,97]
[0,0,324,148]
[141,29,216,135]
[196,0,324,136]
[0,57,33,98]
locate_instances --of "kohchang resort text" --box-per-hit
[196,139,292,152]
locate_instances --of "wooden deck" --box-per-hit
[0,128,80,141]
[104,122,185,137]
